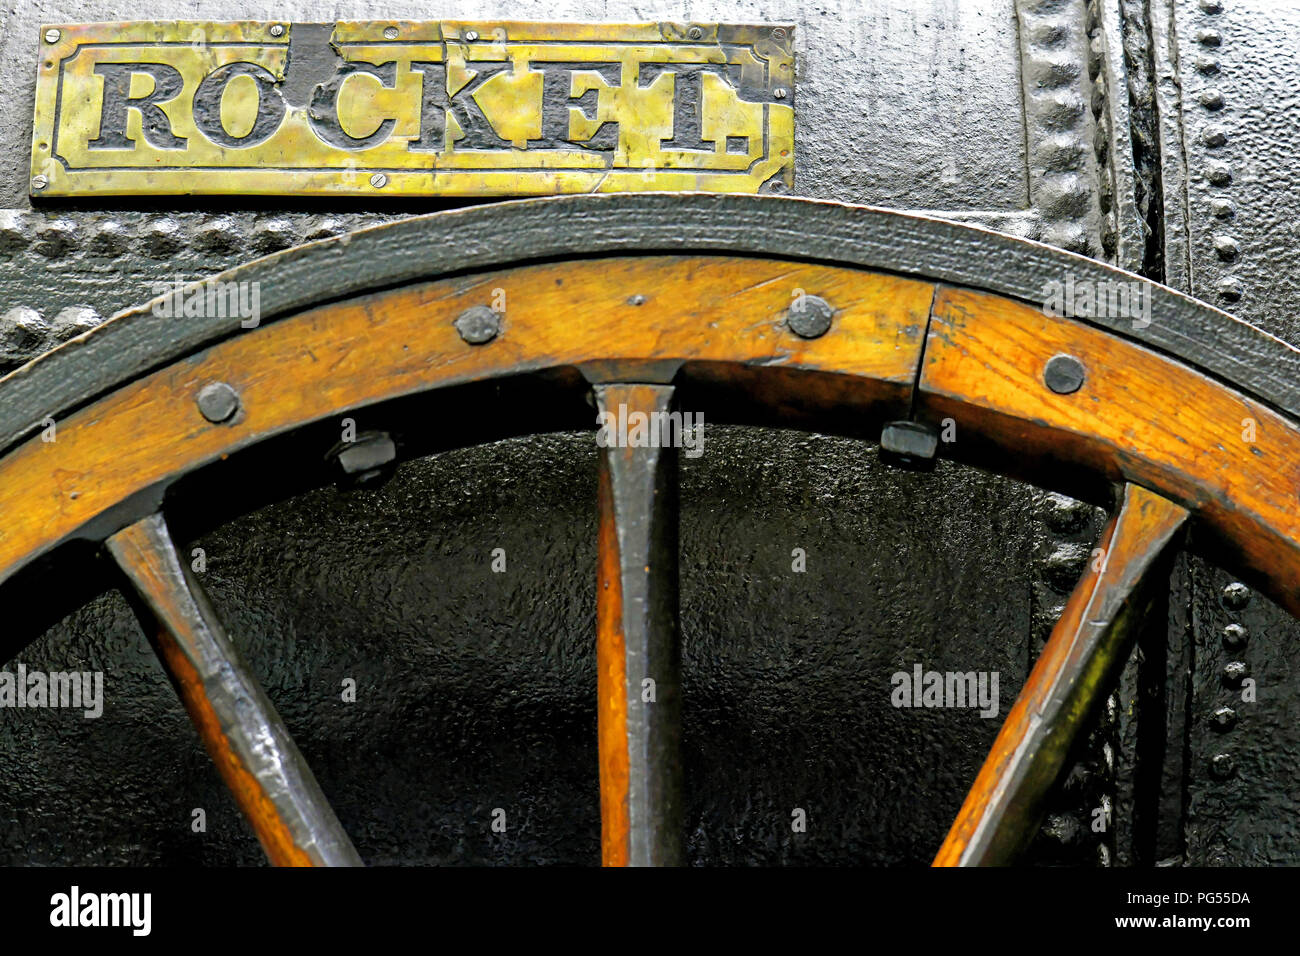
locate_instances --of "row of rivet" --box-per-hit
[1192,0,1242,303]
[1210,579,1251,780]
[1196,0,1247,790]
[0,305,100,366]
[0,211,365,262]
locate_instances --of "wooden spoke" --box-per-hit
[595,383,684,866]
[933,483,1188,866]
[107,513,362,867]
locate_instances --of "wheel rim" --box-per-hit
[2,194,1296,866]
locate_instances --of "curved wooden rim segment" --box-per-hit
[1,254,1298,613]
[3,194,1300,460]
[0,256,930,587]
[917,286,1300,615]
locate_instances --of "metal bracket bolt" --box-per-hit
[1210,753,1235,780]
[880,420,940,471]
[328,431,398,487]
[1222,660,1250,686]
[1210,706,1238,732]
[1222,581,1251,609]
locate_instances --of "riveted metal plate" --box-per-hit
[29,20,795,198]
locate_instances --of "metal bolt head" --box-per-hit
[1043,493,1089,534]
[880,420,940,470]
[771,27,787,39]
[369,173,387,188]
[1222,581,1251,609]
[383,26,399,39]
[1206,163,1232,185]
[44,28,61,44]
[332,431,397,485]
[774,87,789,99]
[269,24,285,37]
[1044,354,1086,394]
[465,30,479,42]
[787,295,834,338]
[1217,276,1244,301]
[1210,753,1235,780]
[30,175,48,191]
[1213,234,1239,260]
[1222,660,1250,686]
[1199,88,1225,110]
[1209,197,1234,218]
[687,26,704,39]
[196,382,240,424]
[1222,622,1249,651]
[1210,706,1238,732]
[454,305,501,345]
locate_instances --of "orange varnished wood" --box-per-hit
[596,444,631,867]
[108,519,316,867]
[0,256,932,585]
[151,625,315,867]
[594,382,682,866]
[918,286,1300,616]
[933,483,1188,866]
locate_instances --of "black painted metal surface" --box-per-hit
[0,0,1297,866]
[0,430,1038,865]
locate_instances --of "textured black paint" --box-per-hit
[0,428,1041,865]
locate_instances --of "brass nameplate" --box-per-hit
[30,20,795,197]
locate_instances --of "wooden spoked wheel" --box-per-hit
[2,195,1299,866]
